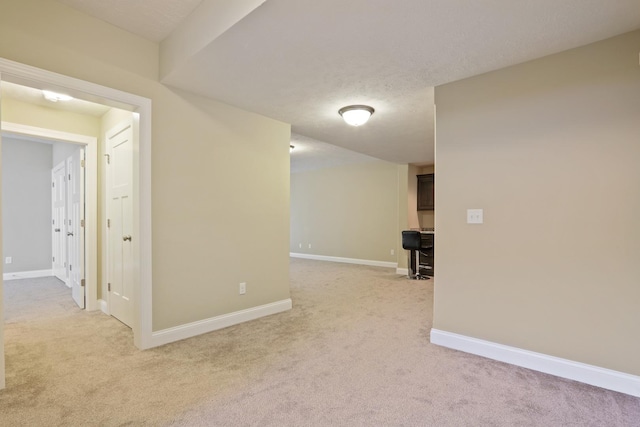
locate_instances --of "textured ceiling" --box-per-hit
[54,0,640,168]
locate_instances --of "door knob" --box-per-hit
[54,228,61,232]
[67,232,74,236]
[123,235,132,242]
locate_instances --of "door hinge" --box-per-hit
[108,282,111,292]
[104,154,110,165]
[107,219,111,228]
[81,219,85,227]
[81,159,85,168]
[81,279,85,288]
[70,264,72,271]
[53,256,55,262]
[69,219,72,226]
[68,174,71,180]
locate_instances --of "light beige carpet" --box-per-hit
[1,259,639,426]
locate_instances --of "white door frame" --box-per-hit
[67,147,86,308]
[4,123,97,307]
[0,57,153,389]
[52,159,68,284]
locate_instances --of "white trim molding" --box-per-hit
[150,299,293,348]
[396,267,409,276]
[430,329,640,397]
[3,270,53,281]
[99,299,109,315]
[290,253,397,269]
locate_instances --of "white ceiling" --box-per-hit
[57,0,204,42]
[51,0,640,167]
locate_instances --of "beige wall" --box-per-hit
[397,164,411,270]
[290,161,400,263]
[288,160,432,270]
[151,89,290,329]
[433,30,640,375]
[0,0,291,335]
[2,97,100,137]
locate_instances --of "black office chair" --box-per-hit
[402,230,432,280]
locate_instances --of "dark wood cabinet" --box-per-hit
[419,233,434,276]
[417,173,434,211]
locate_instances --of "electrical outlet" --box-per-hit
[299,243,302,248]
[239,282,246,295]
[5,257,12,264]
[390,249,395,256]
[467,209,483,224]
[308,244,311,249]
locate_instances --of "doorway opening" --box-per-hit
[2,123,98,306]
[2,133,89,310]
[0,57,153,390]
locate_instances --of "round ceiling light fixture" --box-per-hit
[338,105,374,126]
[42,90,73,103]
[289,145,295,152]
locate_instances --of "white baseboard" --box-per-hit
[3,269,53,281]
[396,268,409,276]
[430,329,640,397]
[150,299,293,348]
[290,253,397,269]
[99,299,109,315]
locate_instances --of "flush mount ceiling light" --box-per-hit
[338,105,374,126]
[290,145,295,152]
[42,90,73,103]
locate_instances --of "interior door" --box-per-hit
[67,147,85,308]
[107,122,134,327]
[51,161,67,282]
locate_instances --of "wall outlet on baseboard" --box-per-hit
[308,244,311,249]
[298,243,302,248]
[239,282,246,295]
[390,249,395,256]
[5,257,12,264]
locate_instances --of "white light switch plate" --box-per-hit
[467,209,483,224]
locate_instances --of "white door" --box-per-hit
[67,148,85,309]
[107,122,134,327]
[51,162,67,282]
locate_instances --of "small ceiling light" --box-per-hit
[290,145,295,152]
[42,90,73,103]
[338,105,374,126]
